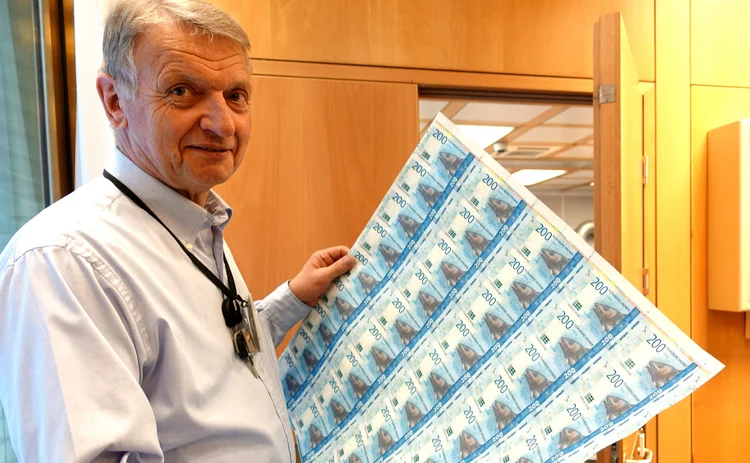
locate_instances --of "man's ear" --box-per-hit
[96,73,128,130]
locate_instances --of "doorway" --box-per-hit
[419,98,596,247]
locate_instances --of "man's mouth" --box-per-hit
[189,146,231,153]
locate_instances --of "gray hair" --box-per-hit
[101,0,250,99]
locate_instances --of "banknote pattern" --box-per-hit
[280,113,724,463]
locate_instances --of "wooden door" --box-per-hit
[593,12,652,463]
[214,75,418,356]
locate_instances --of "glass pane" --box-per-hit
[0,0,46,251]
[0,0,47,461]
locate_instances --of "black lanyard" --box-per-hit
[103,169,256,360]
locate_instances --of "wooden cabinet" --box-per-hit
[213,0,654,81]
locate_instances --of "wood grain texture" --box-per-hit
[213,0,654,81]
[214,76,418,356]
[691,0,750,87]
[251,59,593,94]
[593,14,644,460]
[690,85,750,463]
[593,13,643,287]
[654,0,692,460]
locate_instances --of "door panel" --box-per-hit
[593,12,647,462]
[214,75,418,356]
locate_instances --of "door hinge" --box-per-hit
[599,85,616,104]
[642,156,649,185]
[641,268,650,296]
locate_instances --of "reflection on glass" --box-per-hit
[1,0,46,250]
[1,1,48,461]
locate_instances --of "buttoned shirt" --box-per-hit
[0,149,311,462]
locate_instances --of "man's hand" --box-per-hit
[289,246,357,307]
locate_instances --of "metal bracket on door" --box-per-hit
[599,85,616,104]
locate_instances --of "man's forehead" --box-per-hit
[135,24,249,74]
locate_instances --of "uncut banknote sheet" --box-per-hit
[279,113,723,463]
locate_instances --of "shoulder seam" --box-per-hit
[8,246,150,383]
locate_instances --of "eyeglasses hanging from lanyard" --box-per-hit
[103,170,262,375]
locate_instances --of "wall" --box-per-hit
[688,1,750,460]
[689,87,750,463]
[534,194,594,230]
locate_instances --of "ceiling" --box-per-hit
[419,99,594,196]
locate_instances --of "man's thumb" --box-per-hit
[329,254,356,278]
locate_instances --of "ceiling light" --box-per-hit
[457,125,514,149]
[512,169,567,186]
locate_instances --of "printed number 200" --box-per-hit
[432,128,448,145]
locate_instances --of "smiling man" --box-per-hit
[0,1,354,461]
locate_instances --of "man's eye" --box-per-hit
[170,86,188,97]
[229,92,247,103]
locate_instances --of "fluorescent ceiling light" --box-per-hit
[512,169,567,186]
[458,125,514,149]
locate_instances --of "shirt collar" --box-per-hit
[104,148,233,247]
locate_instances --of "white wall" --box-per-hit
[535,194,594,230]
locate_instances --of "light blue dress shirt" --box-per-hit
[0,149,312,462]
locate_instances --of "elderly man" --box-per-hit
[0,0,354,461]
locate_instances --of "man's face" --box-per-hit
[118,24,251,199]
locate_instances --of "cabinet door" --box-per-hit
[215,75,418,355]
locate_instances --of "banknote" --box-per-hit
[281,113,724,463]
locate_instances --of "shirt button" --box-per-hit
[185,243,193,250]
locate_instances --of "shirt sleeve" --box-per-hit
[254,282,311,347]
[0,247,163,462]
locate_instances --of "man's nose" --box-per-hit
[199,94,235,138]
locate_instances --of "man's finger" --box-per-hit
[316,246,351,266]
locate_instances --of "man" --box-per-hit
[0,0,355,461]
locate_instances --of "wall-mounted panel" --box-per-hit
[691,0,750,87]
[214,76,418,356]
[213,0,654,81]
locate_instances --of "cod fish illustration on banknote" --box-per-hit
[279,113,724,463]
